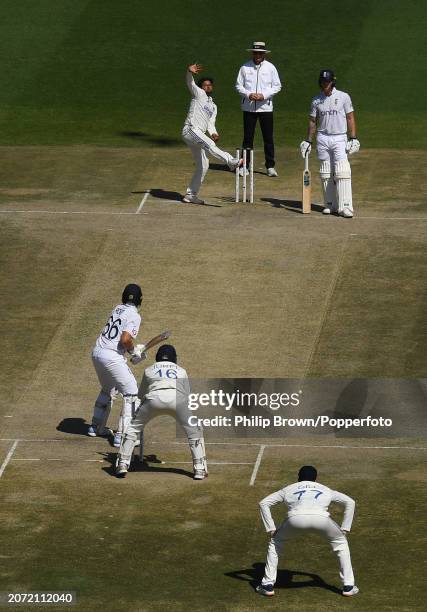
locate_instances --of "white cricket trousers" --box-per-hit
[182,125,234,195]
[92,347,138,396]
[262,514,355,586]
[119,388,202,463]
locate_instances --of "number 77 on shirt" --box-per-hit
[302,150,311,214]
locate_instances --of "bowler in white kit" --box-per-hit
[115,344,208,480]
[182,63,241,205]
[256,465,359,598]
[300,69,360,217]
[88,284,146,447]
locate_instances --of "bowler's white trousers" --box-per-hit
[262,514,355,586]
[182,125,234,196]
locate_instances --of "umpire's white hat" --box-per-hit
[247,41,271,53]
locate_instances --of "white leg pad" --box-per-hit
[334,160,353,213]
[91,391,112,432]
[117,395,141,435]
[319,160,337,209]
[189,437,208,473]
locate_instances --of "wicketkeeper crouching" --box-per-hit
[115,344,208,480]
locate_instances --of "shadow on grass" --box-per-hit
[118,131,182,146]
[56,417,89,436]
[225,562,341,594]
[261,197,324,214]
[101,451,194,479]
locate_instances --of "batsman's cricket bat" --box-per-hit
[302,151,311,214]
[143,330,171,353]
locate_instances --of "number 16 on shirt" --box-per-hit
[302,150,311,214]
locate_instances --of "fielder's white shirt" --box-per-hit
[236,59,282,112]
[95,304,141,355]
[183,71,217,135]
[259,480,355,532]
[140,361,191,399]
[310,88,354,135]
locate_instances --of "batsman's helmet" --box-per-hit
[298,465,318,481]
[318,69,336,87]
[122,283,142,307]
[156,344,177,364]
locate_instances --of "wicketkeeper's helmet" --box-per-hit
[122,283,142,307]
[318,69,336,87]
[298,465,318,481]
[156,344,177,364]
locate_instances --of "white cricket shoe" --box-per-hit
[322,206,332,215]
[115,461,128,478]
[182,194,205,205]
[113,432,122,448]
[340,207,354,218]
[267,167,278,177]
[256,584,275,596]
[238,166,249,176]
[342,585,359,597]
[194,469,208,480]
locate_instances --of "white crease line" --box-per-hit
[0,440,19,478]
[0,210,149,216]
[1,439,426,451]
[163,461,252,465]
[136,190,150,213]
[250,444,266,486]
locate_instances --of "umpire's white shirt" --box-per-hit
[310,88,354,135]
[94,304,141,356]
[183,71,217,135]
[260,480,355,532]
[236,59,282,112]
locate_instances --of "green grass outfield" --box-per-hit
[0,0,426,148]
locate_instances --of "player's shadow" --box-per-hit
[102,452,194,479]
[118,131,182,146]
[261,197,324,214]
[143,188,182,201]
[225,563,341,594]
[56,417,89,436]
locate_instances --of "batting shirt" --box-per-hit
[259,480,355,532]
[184,71,217,135]
[236,59,282,112]
[139,361,191,399]
[95,304,141,355]
[310,88,354,135]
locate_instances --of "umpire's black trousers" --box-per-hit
[242,111,275,169]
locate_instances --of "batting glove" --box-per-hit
[345,137,360,155]
[299,140,312,158]
[129,343,147,364]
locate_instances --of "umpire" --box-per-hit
[236,42,282,176]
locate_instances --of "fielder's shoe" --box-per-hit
[322,206,332,214]
[340,207,354,218]
[194,469,208,480]
[115,461,128,478]
[113,432,122,448]
[267,167,278,177]
[256,584,275,597]
[342,585,359,597]
[88,425,111,438]
[182,194,205,205]
[87,425,97,437]
[238,166,249,176]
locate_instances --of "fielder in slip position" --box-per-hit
[88,284,146,447]
[256,465,359,598]
[300,69,360,218]
[182,63,242,205]
[115,344,208,480]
